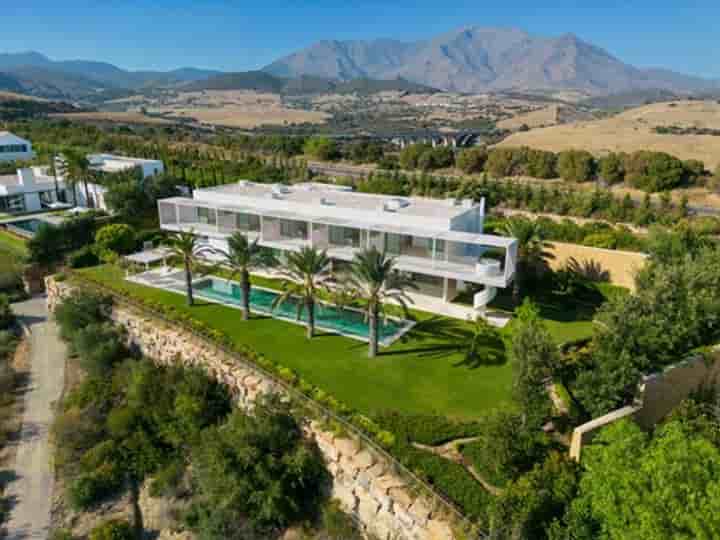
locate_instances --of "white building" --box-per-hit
[158,181,518,318]
[0,132,35,162]
[70,154,165,210]
[0,167,68,214]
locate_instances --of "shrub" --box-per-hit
[557,150,596,182]
[54,291,112,342]
[68,462,123,510]
[72,323,126,377]
[0,295,14,330]
[485,147,527,177]
[456,148,488,174]
[68,246,101,269]
[88,520,134,540]
[95,223,137,257]
[303,137,340,161]
[598,153,625,184]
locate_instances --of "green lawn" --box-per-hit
[0,230,28,258]
[78,265,514,421]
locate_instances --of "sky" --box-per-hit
[3,1,720,78]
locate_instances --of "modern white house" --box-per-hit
[0,167,68,214]
[63,153,165,210]
[0,132,35,162]
[157,181,518,318]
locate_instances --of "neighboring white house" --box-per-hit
[157,181,518,317]
[67,153,165,210]
[0,132,35,162]
[0,167,68,214]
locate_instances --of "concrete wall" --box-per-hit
[546,241,647,291]
[46,278,460,540]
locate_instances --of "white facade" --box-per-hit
[0,167,68,213]
[0,132,35,162]
[158,181,518,316]
[87,154,164,178]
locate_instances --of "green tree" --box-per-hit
[557,150,595,183]
[526,149,558,179]
[485,148,526,177]
[27,223,63,268]
[65,150,93,207]
[211,232,275,320]
[95,223,136,259]
[165,231,202,306]
[557,419,720,540]
[303,137,340,161]
[501,218,551,302]
[345,247,416,357]
[398,143,431,170]
[271,246,332,339]
[189,395,326,536]
[88,520,134,540]
[598,153,624,184]
[456,147,488,174]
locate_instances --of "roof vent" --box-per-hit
[272,183,291,196]
[383,198,410,212]
[320,197,334,206]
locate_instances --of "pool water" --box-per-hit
[8,218,45,234]
[194,278,410,343]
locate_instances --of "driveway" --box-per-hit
[5,296,66,540]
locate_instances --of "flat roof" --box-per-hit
[87,153,162,165]
[194,181,478,221]
[160,196,515,248]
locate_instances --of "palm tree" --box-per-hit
[65,150,92,208]
[500,217,551,304]
[166,231,201,306]
[271,247,332,339]
[206,232,275,320]
[346,247,416,358]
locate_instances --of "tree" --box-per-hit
[65,150,93,207]
[344,247,416,357]
[598,153,624,184]
[456,148,488,174]
[209,232,275,321]
[508,300,558,427]
[399,143,431,170]
[165,231,202,306]
[95,223,136,259]
[89,520,134,540]
[557,150,595,183]
[556,419,720,540]
[485,148,526,177]
[501,218,551,303]
[27,223,63,268]
[271,247,332,339]
[303,136,340,161]
[526,149,558,179]
[190,395,326,536]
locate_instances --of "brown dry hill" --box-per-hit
[496,100,720,170]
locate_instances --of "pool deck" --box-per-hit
[126,268,416,346]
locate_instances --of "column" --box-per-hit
[442,277,449,303]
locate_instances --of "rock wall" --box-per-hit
[47,278,459,540]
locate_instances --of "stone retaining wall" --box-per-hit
[46,277,459,540]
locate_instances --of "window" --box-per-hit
[280,220,307,239]
[236,213,260,232]
[0,194,26,213]
[0,144,28,154]
[197,207,216,225]
[329,226,360,247]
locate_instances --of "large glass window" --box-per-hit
[280,220,307,239]
[0,194,26,213]
[0,144,28,154]
[197,207,216,225]
[329,226,361,247]
[236,213,260,232]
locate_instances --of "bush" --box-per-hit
[374,411,481,446]
[72,323,126,377]
[88,520,134,540]
[0,295,14,330]
[68,462,123,510]
[485,147,527,177]
[557,150,596,182]
[304,137,340,161]
[54,291,112,342]
[95,223,136,257]
[68,246,101,269]
[456,147,488,174]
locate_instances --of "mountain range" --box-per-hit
[1,27,718,100]
[263,26,719,95]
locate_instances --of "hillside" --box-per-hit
[496,100,720,170]
[184,72,437,95]
[264,26,720,95]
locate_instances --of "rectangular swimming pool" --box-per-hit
[193,277,413,345]
[4,218,46,237]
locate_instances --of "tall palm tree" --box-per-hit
[500,217,551,303]
[205,232,275,320]
[65,150,92,208]
[346,247,416,358]
[166,231,201,306]
[271,247,332,339]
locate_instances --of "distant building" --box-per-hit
[0,132,35,162]
[0,167,68,214]
[63,153,165,210]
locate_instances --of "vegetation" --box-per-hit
[165,231,202,305]
[27,213,101,268]
[94,223,136,261]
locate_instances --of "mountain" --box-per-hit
[0,51,222,99]
[185,71,437,95]
[263,27,720,95]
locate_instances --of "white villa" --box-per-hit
[0,167,68,213]
[0,132,34,162]
[157,181,518,318]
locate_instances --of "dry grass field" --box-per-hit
[50,111,174,125]
[497,105,560,130]
[0,91,49,102]
[497,100,720,170]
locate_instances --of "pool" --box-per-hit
[194,277,413,345]
[4,218,46,237]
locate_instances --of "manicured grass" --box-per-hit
[78,265,513,421]
[0,230,28,258]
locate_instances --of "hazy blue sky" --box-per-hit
[3,1,719,77]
